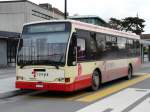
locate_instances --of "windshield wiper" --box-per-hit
[18,56,64,69]
[18,60,32,69]
[54,55,64,69]
[20,64,25,69]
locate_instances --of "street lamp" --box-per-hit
[64,0,67,19]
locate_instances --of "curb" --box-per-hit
[0,89,31,99]
[0,90,21,99]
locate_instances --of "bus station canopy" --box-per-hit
[141,40,150,46]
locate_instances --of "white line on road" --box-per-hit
[76,88,150,112]
[129,97,150,112]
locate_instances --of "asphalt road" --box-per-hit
[0,63,150,112]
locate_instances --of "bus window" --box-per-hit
[77,38,86,61]
[117,37,126,58]
[90,33,97,53]
[67,33,77,66]
[136,40,140,56]
[105,35,118,59]
[76,29,91,60]
[96,33,106,59]
[126,39,134,57]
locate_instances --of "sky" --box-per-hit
[3,0,150,33]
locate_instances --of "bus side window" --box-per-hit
[117,37,126,58]
[127,39,134,57]
[136,40,140,56]
[96,33,106,59]
[77,38,86,61]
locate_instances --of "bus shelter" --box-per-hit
[140,40,150,63]
[0,31,20,67]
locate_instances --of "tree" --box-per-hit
[108,18,122,30]
[108,17,145,35]
[122,17,145,35]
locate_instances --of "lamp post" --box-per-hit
[64,0,67,19]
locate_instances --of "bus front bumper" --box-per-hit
[16,81,75,92]
[16,79,91,92]
[16,75,92,92]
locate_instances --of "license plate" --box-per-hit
[36,84,43,88]
[36,72,48,77]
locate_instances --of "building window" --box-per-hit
[32,10,53,20]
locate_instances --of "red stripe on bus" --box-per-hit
[74,74,92,90]
[16,75,92,92]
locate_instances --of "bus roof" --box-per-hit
[24,20,140,40]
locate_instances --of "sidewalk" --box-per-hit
[0,77,18,94]
[0,67,15,79]
[0,68,18,98]
[141,62,150,68]
[0,77,20,98]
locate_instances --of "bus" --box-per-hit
[16,20,141,92]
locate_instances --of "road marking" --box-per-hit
[102,108,113,112]
[76,74,150,102]
[76,88,150,112]
[129,97,150,112]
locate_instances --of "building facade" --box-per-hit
[0,0,64,33]
[69,15,108,27]
[141,34,150,41]
[0,0,64,67]
[0,31,20,67]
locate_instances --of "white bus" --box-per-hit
[16,20,141,92]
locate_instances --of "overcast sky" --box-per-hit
[4,0,150,33]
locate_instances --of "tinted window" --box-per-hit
[77,38,86,61]
[105,35,118,59]
[76,29,140,62]
[76,29,96,60]
[135,40,140,56]
[117,37,127,58]
[96,33,106,59]
[96,34,105,52]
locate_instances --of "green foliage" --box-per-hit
[109,18,122,30]
[108,17,145,35]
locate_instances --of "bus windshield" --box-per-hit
[17,22,71,66]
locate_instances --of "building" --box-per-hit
[0,0,64,33]
[0,31,20,67]
[0,0,64,67]
[69,15,108,27]
[141,34,150,40]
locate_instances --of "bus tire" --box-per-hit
[91,70,100,91]
[126,65,133,80]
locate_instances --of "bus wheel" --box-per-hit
[91,70,100,91]
[127,65,133,80]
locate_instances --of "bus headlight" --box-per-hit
[55,78,65,82]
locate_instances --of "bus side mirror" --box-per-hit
[73,32,78,38]
[72,61,77,66]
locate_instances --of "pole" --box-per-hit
[64,0,67,19]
